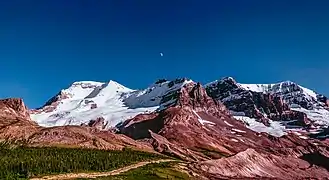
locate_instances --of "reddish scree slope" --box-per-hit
[120,82,329,179]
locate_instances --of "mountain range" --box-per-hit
[31,77,329,138]
[1,77,329,179]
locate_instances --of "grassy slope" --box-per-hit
[82,162,192,180]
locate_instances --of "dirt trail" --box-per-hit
[30,159,175,180]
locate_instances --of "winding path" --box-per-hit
[30,159,175,180]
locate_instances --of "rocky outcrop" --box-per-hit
[0,98,31,120]
[205,78,312,127]
[190,148,329,179]
[42,91,71,108]
[147,130,209,161]
[120,82,242,159]
[31,91,71,114]
[82,117,107,130]
[177,82,229,117]
[0,98,40,140]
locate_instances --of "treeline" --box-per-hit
[0,143,164,179]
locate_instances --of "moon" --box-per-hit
[160,52,163,57]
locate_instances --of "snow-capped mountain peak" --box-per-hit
[205,77,329,137]
[123,78,194,108]
[31,78,195,129]
[206,77,321,107]
[243,80,314,96]
[238,80,319,104]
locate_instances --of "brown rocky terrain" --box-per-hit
[0,98,154,152]
[120,81,329,179]
[190,148,329,180]
[0,98,40,140]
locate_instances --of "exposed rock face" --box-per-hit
[121,82,241,159]
[190,148,329,179]
[147,130,209,161]
[120,82,328,162]
[42,91,71,108]
[205,78,313,127]
[0,98,31,120]
[0,98,40,140]
[31,91,71,114]
[119,81,329,178]
[177,82,229,116]
[82,117,107,130]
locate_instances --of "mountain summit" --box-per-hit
[31,78,194,129]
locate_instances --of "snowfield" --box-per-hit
[233,115,287,137]
[31,79,192,129]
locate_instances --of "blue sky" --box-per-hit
[0,0,328,108]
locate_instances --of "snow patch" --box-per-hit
[233,116,287,137]
[224,121,234,127]
[299,135,308,140]
[232,128,246,133]
[298,85,317,100]
[230,138,239,143]
[291,107,329,126]
[192,110,216,125]
[239,83,271,93]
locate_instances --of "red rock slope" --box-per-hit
[120,81,329,179]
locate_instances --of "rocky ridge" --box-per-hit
[205,77,329,137]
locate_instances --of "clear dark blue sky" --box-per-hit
[1,0,329,108]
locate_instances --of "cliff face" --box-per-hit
[205,77,328,130]
[0,98,31,120]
